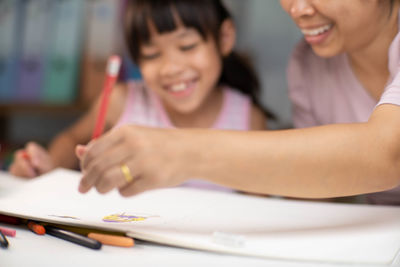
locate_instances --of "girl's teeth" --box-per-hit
[171,83,187,92]
[301,24,332,36]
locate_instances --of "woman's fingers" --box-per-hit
[75,144,86,160]
[78,141,141,194]
[119,175,157,197]
[78,125,191,196]
[80,129,122,171]
[94,165,132,194]
[79,160,140,194]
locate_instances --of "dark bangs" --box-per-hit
[124,0,230,63]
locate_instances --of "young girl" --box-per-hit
[9,0,268,189]
[76,0,400,205]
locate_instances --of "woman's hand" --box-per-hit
[76,125,194,197]
[9,142,55,178]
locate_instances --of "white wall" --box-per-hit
[225,0,302,128]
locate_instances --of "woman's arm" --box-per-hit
[198,104,400,198]
[78,104,400,198]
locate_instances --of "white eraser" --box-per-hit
[107,55,121,77]
[212,231,246,248]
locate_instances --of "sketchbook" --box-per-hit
[0,169,400,265]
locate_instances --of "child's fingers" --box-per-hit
[26,142,46,165]
[9,150,37,178]
[25,142,53,173]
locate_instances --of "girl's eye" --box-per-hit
[141,52,160,60]
[180,43,198,51]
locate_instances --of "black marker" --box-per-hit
[0,231,9,248]
[45,226,102,250]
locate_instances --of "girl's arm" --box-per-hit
[9,83,127,178]
[249,105,267,130]
[48,83,127,169]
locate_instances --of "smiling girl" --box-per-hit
[9,0,270,189]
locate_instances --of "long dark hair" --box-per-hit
[123,0,275,119]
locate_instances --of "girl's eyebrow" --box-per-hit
[176,29,196,39]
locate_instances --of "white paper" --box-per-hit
[1,169,400,265]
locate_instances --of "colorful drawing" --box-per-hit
[102,213,150,223]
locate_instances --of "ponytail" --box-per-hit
[220,52,276,119]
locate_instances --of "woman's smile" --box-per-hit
[301,23,333,45]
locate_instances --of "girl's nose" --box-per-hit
[289,0,315,19]
[160,53,185,78]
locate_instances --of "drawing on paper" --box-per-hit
[102,212,153,223]
[48,215,80,220]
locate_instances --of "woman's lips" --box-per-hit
[301,24,333,45]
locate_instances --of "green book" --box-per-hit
[42,0,84,104]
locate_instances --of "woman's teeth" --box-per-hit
[301,24,332,36]
[170,82,187,92]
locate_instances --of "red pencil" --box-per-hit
[92,55,122,139]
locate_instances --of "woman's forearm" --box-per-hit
[190,120,400,198]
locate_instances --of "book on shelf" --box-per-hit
[0,0,23,103]
[42,0,85,104]
[17,0,51,103]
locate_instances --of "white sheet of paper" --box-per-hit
[1,169,400,265]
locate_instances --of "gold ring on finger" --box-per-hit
[120,164,133,183]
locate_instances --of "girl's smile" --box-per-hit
[164,79,198,99]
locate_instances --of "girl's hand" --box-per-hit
[76,125,192,197]
[9,142,55,178]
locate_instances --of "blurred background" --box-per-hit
[0,0,301,170]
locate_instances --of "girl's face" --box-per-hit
[280,0,393,58]
[138,21,223,114]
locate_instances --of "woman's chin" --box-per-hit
[310,45,341,59]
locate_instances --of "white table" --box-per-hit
[4,222,389,267]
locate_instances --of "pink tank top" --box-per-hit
[115,81,252,192]
[115,81,251,130]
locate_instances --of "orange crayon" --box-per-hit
[87,232,134,247]
[27,221,46,235]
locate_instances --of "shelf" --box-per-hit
[0,102,89,116]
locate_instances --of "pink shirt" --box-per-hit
[287,22,400,205]
[115,81,251,130]
[115,81,252,192]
